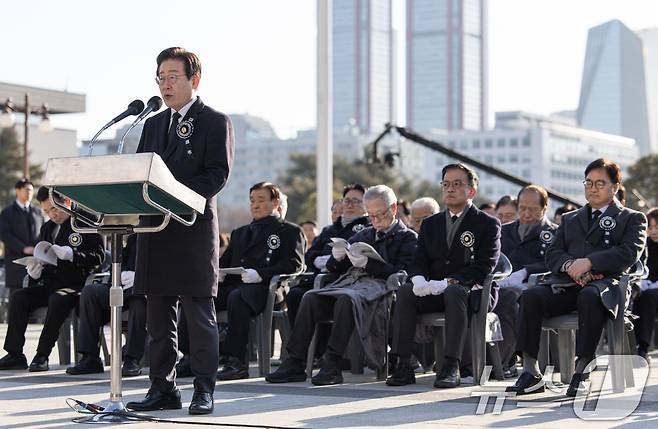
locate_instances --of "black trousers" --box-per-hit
[286,293,355,361]
[217,283,268,363]
[76,283,147,360]
[3,286,78,357]
[517,284,608,360]
[634,289,658,346]
[147,295,218,394]
[286,285,312,327]
[391,283,469,362]
[493,286,524,366]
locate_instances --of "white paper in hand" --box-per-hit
[219,267,247,276]
[14,241,58,266]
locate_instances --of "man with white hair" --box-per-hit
[267,185,417,385]
[409,197,440,233]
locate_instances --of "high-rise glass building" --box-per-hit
[406,0,488,133]
[578,20,651,154]
[637,28,658,153]
[333,0,393,135]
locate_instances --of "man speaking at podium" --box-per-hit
[126,47,234,415]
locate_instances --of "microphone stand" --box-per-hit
[87,121,115,156]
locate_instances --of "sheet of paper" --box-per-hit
[219,267,247,275]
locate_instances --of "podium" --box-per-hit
[43,152,205,424]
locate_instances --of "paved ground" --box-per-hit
[1,324,658,428]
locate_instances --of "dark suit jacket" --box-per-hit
[134,97,234,297]
[326,220,418,279]
[501,218,558,275]
[0,202,44,288]
[305,215,370,274]
[545,200,647,317]
[410,205,501,288]
[219,216,305,312]
[32,220,104,291]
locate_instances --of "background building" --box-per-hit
[577,20,652,154]
[413,111,638,207]
[406,0,488,133]
[333,0,394,135]
[637,27,658,154]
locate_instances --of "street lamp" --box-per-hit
[0,95,53,179]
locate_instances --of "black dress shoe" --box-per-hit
[0,353,28,370]
[566,372,588,397]
[28,355,49,372]
[217,357,249,381]
[434,364,460,388]
[176,355,193,378]
[311,357,343,386]
[66,355,104,375]
[189,391,214,415]
[122,358,142,377]
[506,371,544,395]
[266,358,307,383]
[503,365,518,379]
[126,389,182,411]
[386,360,416,386]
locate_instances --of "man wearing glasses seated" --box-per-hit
[286,184,370,327]
[266,185,417,385]
[509,159,646,397]
[387,163,501,388]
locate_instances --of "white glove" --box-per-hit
[27,260,43,279]
[241,268,263,284]
[51,244,74,262]
[428,279,449,295]
[497,268,528,288]
[331,246,347,261]
[218,271,227,283]
[347,252,368,268]
[120,271,135,288]
[646,280,658,290]
[314,255,331,270]
[412,275,430,297]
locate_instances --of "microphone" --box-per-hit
[117,96,163,154]
[87,99,144,155]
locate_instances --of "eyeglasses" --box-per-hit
[440,180,467,190]
[582,179,612,189]
[342,198,363,206]
[155,74,183,86]
[368,207,391,222]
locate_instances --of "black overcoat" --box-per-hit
[0,202,44,288]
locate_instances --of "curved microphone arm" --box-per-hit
[87,121,114,156]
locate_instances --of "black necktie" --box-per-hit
[167,112,181,149]
[24,206,35,240]
[451,215,459,223]
[590,209,601,229]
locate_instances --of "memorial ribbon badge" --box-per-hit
[599,216,616,245]
[68,233,82,247]
[267,234,281,250]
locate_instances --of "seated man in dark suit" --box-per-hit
[286,183,370,327]
[266,184,417,385]
[0,187,104,371]
[65,235,147,376]
[510,159,646,397]
[216,182,305,380]
[493,185,558,377]
[631,207,658,359]
[387,163,501,388]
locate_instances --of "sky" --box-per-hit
[0,0,656,142]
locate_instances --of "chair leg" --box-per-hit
[538,330,549,373]
[100,327,111,366]
[607,320,625,392]
[307,325,319,379]
[471,316,486,385]
[622,330,636,388]
[557,329,575,385]
[58,317,72,365]
[256,314,271,377]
